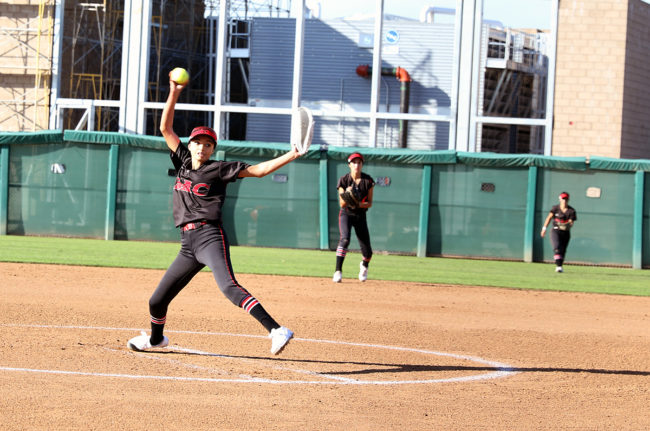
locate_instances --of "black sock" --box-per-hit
[150,323,165,345]
[249,304,279,332]
[335,256,345,272]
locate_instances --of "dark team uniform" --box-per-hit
[170,141,249,227]
[335,172,375,269]
[129,81,294,354]
[549,203,577,267]
[148,142,275,337]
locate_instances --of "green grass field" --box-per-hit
[1,235,648,296]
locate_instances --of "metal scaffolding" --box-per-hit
[63,0,123,130]
[478,26,548,153]
[205,0,291,20]
[0,0,55,131]
[54,0,291,133]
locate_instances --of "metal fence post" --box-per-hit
[523,166,538,262]
[319,151,329,250]
[104,144,119,240]
[417,165,432,257]
[0,145,8,235]
[632,170,644,269]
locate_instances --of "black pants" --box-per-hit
[149,222,254,320]
[336,209,372,271]
[550,228,571,266]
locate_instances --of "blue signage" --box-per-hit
[385,30,399,44]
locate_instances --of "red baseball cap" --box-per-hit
[347,152,364,163]
[189,126,217,144]
[559,192,570,199]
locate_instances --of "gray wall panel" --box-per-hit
[247,18,455,150]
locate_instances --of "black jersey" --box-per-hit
[337,172,375,214]
[170,142,250,227]
[550,204,577,231]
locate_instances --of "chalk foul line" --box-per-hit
[0,323,518,385]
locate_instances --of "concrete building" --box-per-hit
[552,0,650,158]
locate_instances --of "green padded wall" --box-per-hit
[428,164,529,259]
[114,146,177,241]
[8,143,108,237]
[222,155,321,249]
[644,173,650,268]
[535,169,635,266]
[2,131,650,268]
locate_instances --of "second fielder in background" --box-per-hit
[332,152,375,283]
[541,191,577,273]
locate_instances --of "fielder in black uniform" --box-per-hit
[541,191,577,273]
[127,74,300,355]
[333,152,375,282]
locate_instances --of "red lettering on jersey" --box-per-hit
[174,178,210,196]
[192,183,210,196]
[174,178,192,193]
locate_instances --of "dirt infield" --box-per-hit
[1,262,649,430]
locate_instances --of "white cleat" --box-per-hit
[358,262,368,282]
[555,266,563,273]
[127,331,169,351]
[269,326,293,355]
[332,270,342,283]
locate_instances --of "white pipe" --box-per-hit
[213,0,228,138]
[544,0,559,156]
[306,0,321,19]
[368,0,384,148]
[48,0,64,129]
[291,0,306,109]
[419,5,456,23]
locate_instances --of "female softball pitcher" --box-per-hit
[332,152,375,283]
[541,191,577,273]
[127,74,302,355]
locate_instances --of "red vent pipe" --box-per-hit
[356,65,411,148]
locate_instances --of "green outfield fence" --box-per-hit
[1,131,649,268]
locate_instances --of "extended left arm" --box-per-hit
[239,149,301,178]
